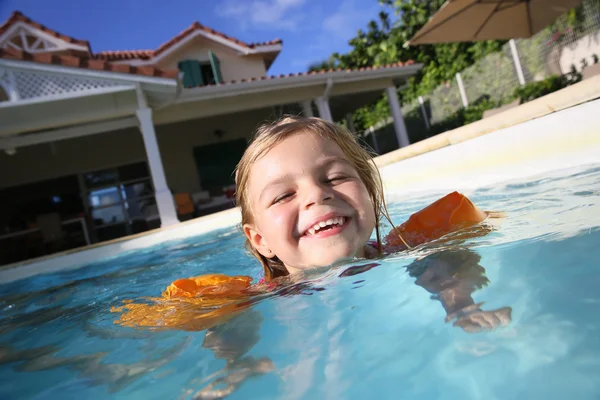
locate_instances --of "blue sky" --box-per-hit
[0,0,384,75]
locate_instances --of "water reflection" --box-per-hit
[0,337,191,393]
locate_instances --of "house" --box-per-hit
[0,11,421,265]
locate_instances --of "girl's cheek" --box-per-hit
[269,208,292,230]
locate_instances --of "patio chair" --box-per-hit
[174,193,196,220]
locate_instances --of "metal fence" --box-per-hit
[370,0,600,154]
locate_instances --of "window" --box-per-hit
[81,162,157,242]
[178,50,223,87]
[200,64,216,85]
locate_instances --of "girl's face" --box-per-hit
[243,132,376,274]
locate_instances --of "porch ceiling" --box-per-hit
[0,58,178,138]
[0,87,138,137]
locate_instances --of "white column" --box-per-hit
[314,96,333,122]
[509,39,526,86]
[300,100,314,117]
[455,72,469,108]
[385,86,410,148]
[136,108,179,227]
[418,96,431,130]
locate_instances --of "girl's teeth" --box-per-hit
[307,217,346,235]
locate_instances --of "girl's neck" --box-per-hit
[283,244,378,277]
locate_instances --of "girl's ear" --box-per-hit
[243,224,276,258]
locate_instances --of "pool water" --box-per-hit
[1,164,600,399]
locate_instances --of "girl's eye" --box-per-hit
[272,193,293,204]
[325,175,349,183]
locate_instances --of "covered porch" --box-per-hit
[0,57,421,265]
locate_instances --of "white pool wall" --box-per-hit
[381,97,600,201]
[1,77,599,285]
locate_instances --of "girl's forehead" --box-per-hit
[266,132,344,159]
[247,133,349,189]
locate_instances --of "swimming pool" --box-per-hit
[1,162,599,399]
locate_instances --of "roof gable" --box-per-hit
[95,21,282,68]
[0,11,91,55]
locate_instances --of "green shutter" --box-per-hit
[178,60,204,87]
[209,50,223,84]
[178,61,192,87]
[189,60,204,86]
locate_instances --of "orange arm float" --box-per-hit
[385,191,487,250]
[111,274,256,331]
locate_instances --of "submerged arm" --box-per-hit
[383,192,511,333]
[409,248,511,333]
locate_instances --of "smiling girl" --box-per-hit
[112,116,493,326]
[111,116,508,397]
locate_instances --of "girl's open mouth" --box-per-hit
[302,216,350,238]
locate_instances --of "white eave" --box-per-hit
[176,63,423,103]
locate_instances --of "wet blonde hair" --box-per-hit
[235,115,397,281]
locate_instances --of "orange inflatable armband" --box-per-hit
[163,274,253,299]
[386,192,487,250]
[111,274,255,331]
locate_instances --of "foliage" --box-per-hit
[310,0,598,135]
[512,74,578,103]
[308,1,506,131]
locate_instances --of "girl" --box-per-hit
[112,116,497,328]
[112,116,509,398]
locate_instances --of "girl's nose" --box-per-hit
[302,182,333,209]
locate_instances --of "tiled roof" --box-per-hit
[95,21,282,61]
[94,50,155,61]
[0,47,179,79]
[191,61,417,88]
[0,11,91,51]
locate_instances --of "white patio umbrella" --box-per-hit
[406,0,583,46]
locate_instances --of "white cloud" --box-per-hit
[216,0,307,31]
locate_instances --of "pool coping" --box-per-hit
[1,74,600,276]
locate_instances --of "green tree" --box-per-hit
[311,0,505,130]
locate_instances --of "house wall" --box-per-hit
[0,128,146,189]
[559,30,600,73]
[0,108,273,194]
[156,107,272,193]
[156,37,267,82]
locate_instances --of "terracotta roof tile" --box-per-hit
[0,11,91,52]
[94,50,155,61]
[191,62,415,88]
[0,47,178,79]
[95,21,282,61]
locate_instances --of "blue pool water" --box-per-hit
[1,164,600,399]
